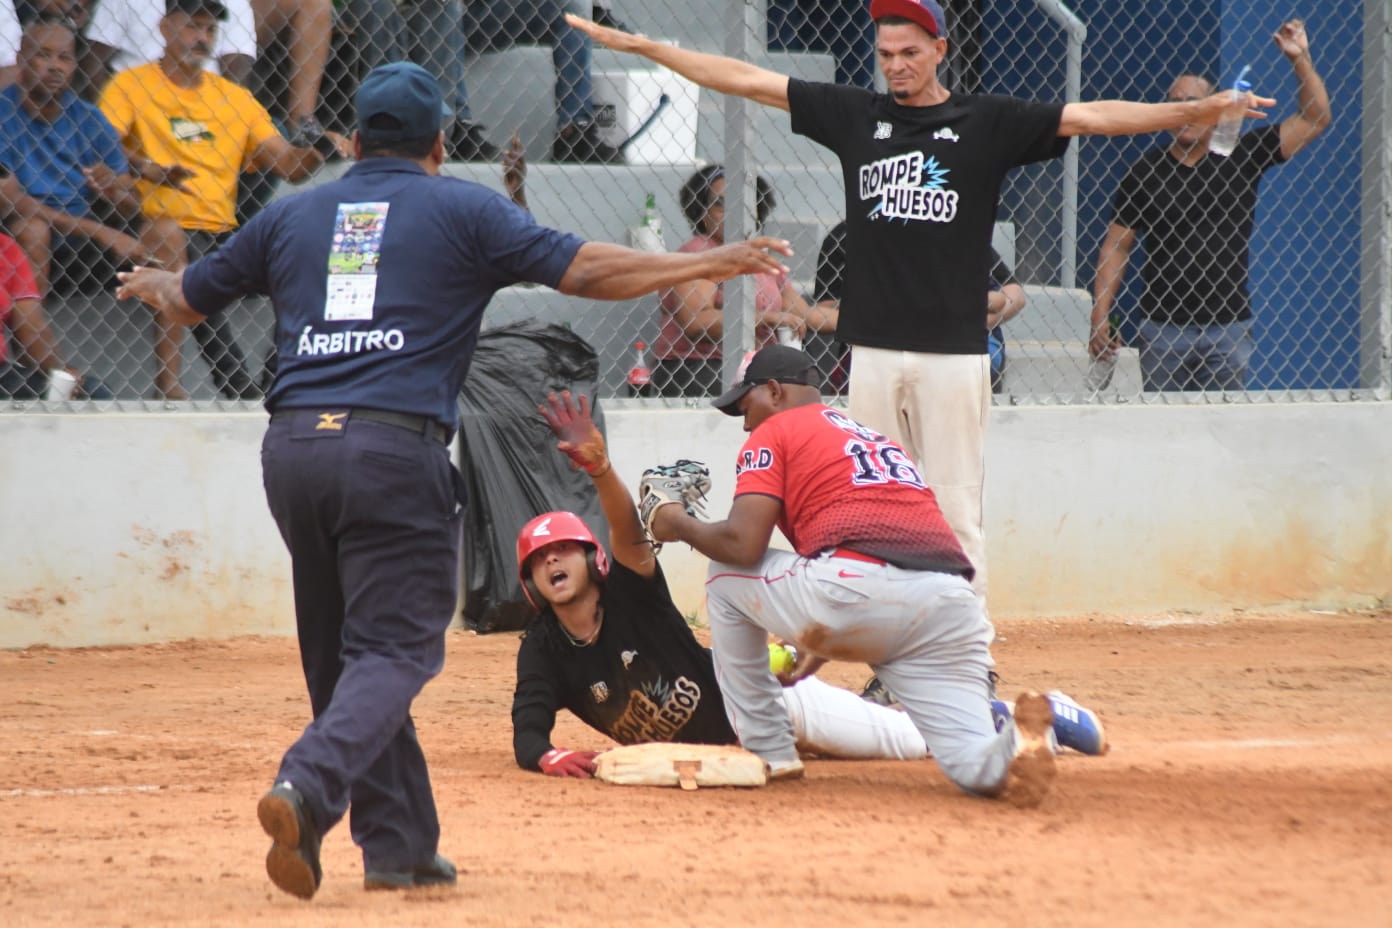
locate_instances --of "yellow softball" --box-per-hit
[768,642,797,675]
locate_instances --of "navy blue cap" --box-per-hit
[356,62,446,143]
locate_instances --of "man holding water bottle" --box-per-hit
[1090,18,1331,392]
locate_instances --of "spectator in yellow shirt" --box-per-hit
[99,0,346,400]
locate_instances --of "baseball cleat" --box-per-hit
[1004,691,1057,808]
[860,674,898,708]
[258,781,323,900]
[990,699,1011,733]
[767,757,806,781]
[992,698,1062,753]
[365,853,459,891]
[1047,690,1109,756]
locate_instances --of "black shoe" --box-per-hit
[552,123,622,164]
[592,4,630,31]
[860,675,898,708]
[364,853,458,891]
[450,123,500,162]
[257,782,323,900]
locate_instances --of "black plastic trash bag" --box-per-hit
[457,321,611,633]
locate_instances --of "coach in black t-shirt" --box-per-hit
[1091,18,1330,392]
[566,0,1272,611]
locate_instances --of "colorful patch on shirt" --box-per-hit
[325,201,390,321]
[168,117,213,143]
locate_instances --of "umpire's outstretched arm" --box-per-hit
[120,238,796,321]
[556,238,792,301]
[116,266,202,326]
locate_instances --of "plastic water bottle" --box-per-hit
[1084,311,1122,393]
[628,192,666,252]
[626,340,655,397]
[1208,65,1252,157]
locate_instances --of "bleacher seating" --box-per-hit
[48,2,1095,402]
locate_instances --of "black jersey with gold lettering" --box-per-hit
[512,561,735,770]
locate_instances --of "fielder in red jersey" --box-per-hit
[648,344,1058,805]
[733,400,973,577]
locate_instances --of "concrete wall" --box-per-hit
[3,402,1389,648]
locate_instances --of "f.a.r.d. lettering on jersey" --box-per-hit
[736,447,774,475]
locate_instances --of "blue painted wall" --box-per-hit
[976,0,1364,388]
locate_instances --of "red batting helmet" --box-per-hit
[516,511,610,609]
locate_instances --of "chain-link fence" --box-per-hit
[1,0,1386,409]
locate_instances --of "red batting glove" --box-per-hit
[538,391,609,477]
[538,747,599,778]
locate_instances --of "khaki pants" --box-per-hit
[847,346,990,610]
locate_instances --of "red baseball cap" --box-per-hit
[869,0,946,38]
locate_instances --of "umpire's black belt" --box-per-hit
[272,407,452,445]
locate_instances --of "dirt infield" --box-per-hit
[2,610,1389,927]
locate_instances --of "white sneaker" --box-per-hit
[767,757,805,781]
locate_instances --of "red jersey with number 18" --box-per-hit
[733,404,974,577]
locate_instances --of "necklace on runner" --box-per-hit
[561,606,603,648]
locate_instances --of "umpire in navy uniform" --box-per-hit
[117,61,792,901]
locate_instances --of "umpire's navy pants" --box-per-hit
[260,410,464,873]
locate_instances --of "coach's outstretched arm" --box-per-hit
[1058,90,1276,138]
[565,13,791,111]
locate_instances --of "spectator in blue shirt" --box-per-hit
[0,16,151,297]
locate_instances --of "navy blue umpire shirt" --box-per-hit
[182,158,584,427]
